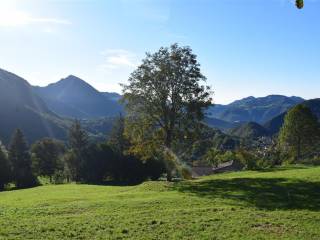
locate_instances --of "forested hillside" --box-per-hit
[229,122,269,139]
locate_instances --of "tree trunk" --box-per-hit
[166,170,172,182]
[165,130,172,150]
[164,131,173,182]
[297,137,301,162]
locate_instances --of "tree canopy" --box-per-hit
[296,0,304,9]
[122,43,212,180]
[31,138,65,182]
[279,105,320,162]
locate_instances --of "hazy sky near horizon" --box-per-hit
[0,0,319,104]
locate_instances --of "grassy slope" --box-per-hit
[1,166,320,240]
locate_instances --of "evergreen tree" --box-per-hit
[9,129,37,188]
[67,121,89,181]
[279,105,320,162]
[0,142,11,191]
[81,143,114,184]
[31,138,65,182]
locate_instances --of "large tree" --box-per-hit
[9,129,37,188]
[122,44,212,180]
[279,105,320,162]
[31,138,65,182]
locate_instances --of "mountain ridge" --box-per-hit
[33,75,123,119]
[0,68,68,144]
[208,95,305,125]
[0,67,317,144]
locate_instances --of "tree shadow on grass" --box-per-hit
[255,165,309,173]
[173,178,320,211]
[85,180,143,187]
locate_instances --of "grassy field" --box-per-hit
[1,166,320,240]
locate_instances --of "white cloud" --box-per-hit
[96,49,141,92]
[99,49,138,70]
[0,1,71,27]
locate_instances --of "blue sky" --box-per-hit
[0,0,319,104]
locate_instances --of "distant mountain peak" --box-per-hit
[62,75,90,84]
[0,68,67,143]
[230,95,304,105]
[244,96,255,100]
[41,75,100,100]
[33,75,123,119]
[66,74,78,79]
[57,75,93,87]
[208,94,305,125]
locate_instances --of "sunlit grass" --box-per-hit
[0,166,320,239]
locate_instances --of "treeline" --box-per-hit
[0,120,166,191]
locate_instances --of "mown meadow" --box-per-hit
[0,166,319,240]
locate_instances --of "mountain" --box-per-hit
[101,92,122,102]
[204,117,239,131]
[208,95,304,124]
[0,67,311,144]
[33,75,123,119]
[0,68,68,144]
[263,112,287,136]
[229,122,269,139]
[264,98,320,135]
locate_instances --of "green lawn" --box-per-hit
[1,166,320,240]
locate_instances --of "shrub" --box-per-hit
[236,150,258,170]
